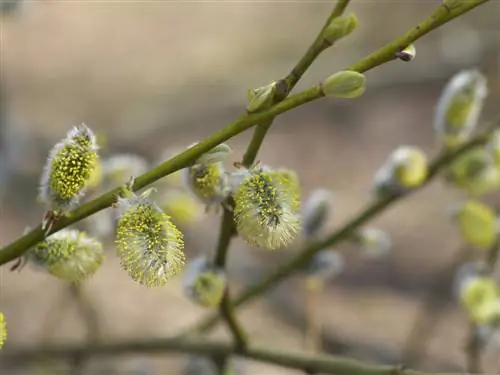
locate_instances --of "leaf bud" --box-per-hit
[323,13,358,45]
[303,250,344,280]
[246,81,278,113]
[322,70,366,99]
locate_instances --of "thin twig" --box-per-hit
[213,209,248,352]
[0,337,477,375]
[0,0,490,266]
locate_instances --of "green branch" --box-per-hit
[1,338,472,375]
[0,0,491,268]
[180,121,499,336]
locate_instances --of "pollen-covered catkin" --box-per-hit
[38,124,99,215]
[26,229,104,283]
[115,190,185,287]
[183,143,232,207]
[233,164,302,250]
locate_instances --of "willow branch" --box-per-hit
[180,120,499,336]
[1,338,473,375]
[0,0,490,267]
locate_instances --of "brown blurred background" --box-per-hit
[1,0,500,374]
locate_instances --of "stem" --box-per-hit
[180,125,498,336]
[1,337,474,375]
[0,0,490,266]
[213,209,248,351]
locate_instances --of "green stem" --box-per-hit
[0,0,491,266]
[1,338,474,375]
[180,125,498,336]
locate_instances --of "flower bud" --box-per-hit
[449,200,498,249]
[396,44,416,62]
[184,162,230,207]
[323,13,358,45]
[115,188,185,287]
[444,147,500,197]
[233,164,302,250]
[459,276,499,324]
[303,250,344,280]
[322,70,366,99]
[0,311,6,349]
[183,256,226,308]
[434,69,487,148]
[247,81,278,113]
[301,189,333,239]
[372,146,428,197]
[26,229,105,283]
[351,227,392,258]
[38,124,100,217]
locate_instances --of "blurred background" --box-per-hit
[1,0,500,374]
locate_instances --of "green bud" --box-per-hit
[246,81,278,113]
[323,13,358,44]
[322,70,366,99]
